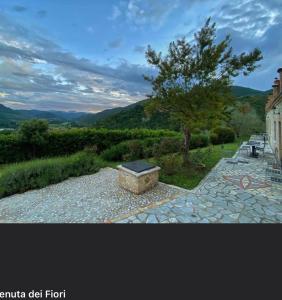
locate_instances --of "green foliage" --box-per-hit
[157,154,181,175]
[100,134,210,162]
[95,101,181,131]
[101,141,131,161]
[210,127,235,144]
[152,137,183,158]
[18,119,49,158]
[101,137,182,162]
[190,147,213,167]
[229,106,265,137]
[0,128,178,164]
[144,17,262,162]
[190,134,209,148]
[0,152,105,198]
[149,143,238,190]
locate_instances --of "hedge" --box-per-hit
[0,128,179,164]
[0,151,106,198]
[101,134,210,162]
[210,127,235,145]
[101,137,180,161]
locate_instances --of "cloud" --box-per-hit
[37,10,47,18]
[215,0,280,38]
[133,45,146,53]
[108,5,122,20]
[108,38,123,49]
[12,5,27,12]
[0,13,151,111]
[109,0,180,29]
[211,0,282,89]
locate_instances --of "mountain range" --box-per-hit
[0,86,270,129]
[79,85,271,130]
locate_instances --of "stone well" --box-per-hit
[118,160,161,195]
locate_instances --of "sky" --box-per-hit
[0,0,281,112]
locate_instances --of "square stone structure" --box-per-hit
[118,160,161,194]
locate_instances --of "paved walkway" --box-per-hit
[0,168,185,223]
[116,150,282,223]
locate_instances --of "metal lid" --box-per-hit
[121,160,155,173]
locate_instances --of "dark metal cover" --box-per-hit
[121,160,155,173]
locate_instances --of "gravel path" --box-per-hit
[0,168,187,223]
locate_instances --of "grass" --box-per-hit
[149,142,239,190]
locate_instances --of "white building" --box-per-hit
[265,68,282,163]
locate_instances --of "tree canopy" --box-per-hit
[144,18,263,162]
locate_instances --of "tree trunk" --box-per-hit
[183,126,191,165]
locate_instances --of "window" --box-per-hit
[274,121,277,141]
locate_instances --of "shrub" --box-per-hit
[0,152,105,198]
[126,140,143,161]
[101,142,130,161]
[101,137,183,162]
[210,127,235,145]
[158,154,181,175]
[190,134,209,149]
[0,128,179,164]
[19,119,49,158]
[152,137,183,158]
[189,147,212,168]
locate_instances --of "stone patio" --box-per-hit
[0,142,281,223]
[116,147,282,223]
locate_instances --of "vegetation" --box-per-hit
[94,100,180,130]
[0,124,178,164]
[0,132,240,197]
[149,143,239,189]
[18,119,49,158]
[144,18,262,163]
[210,127,235,145]
[0,151,106,198]
[100,134,212,162]
[229,103,265,138]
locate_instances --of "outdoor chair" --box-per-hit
[255,146,265,157]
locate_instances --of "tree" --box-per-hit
[19,119,49,157]
[230,107,265,139]
[144,18,263,164]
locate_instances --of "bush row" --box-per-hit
[210,127,235,145]
[0,128,179,164]
[0,151,106,198]
[101,134,210,162]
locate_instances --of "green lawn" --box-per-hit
[149,142,239,190]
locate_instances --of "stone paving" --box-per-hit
[116,150,282,223]
[0,143,281,224]
[0,168,185,223]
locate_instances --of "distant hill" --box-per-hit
[0,104,88,128]
[91,86,269,130]
[231,86,271,97]
[0,85,270,130]
[78,106,125,126]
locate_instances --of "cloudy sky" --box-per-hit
[0,0,281,112]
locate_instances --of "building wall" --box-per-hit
[266,101,282,162]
